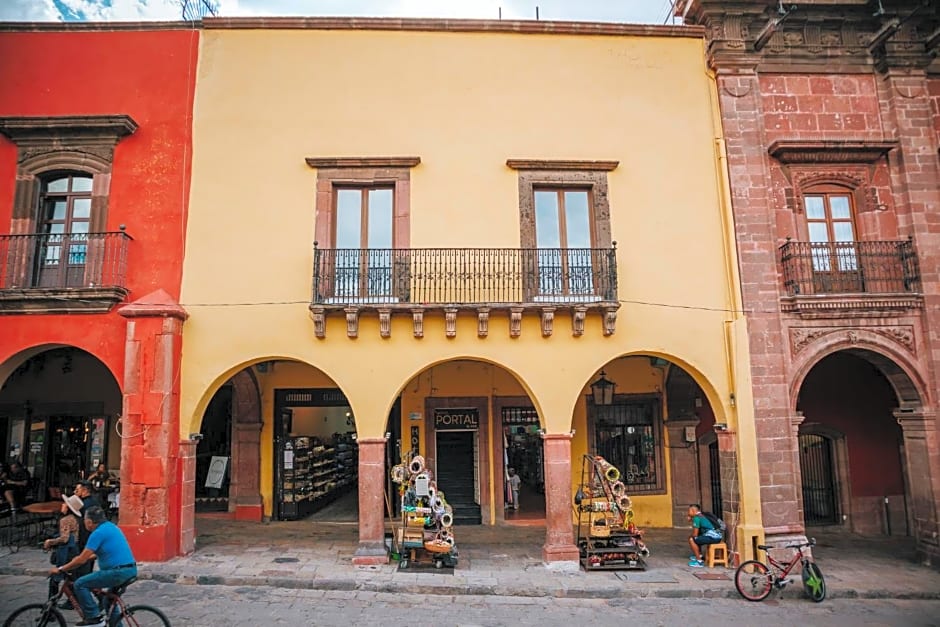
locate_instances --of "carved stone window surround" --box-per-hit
[0,115,137,314]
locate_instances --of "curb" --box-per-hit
[3,566,940,601]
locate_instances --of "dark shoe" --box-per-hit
[57,600,73,610]
[76,616,105,626]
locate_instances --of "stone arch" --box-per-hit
[0,342,122,392]
[789,331,928,410]
[20,150,112,177]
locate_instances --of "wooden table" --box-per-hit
[22,501,63,515]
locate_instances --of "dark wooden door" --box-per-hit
[799,433,839,525]
[435,431,481,525]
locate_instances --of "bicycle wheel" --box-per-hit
[3,604,66,627]
[734,560,773,601]
[116,605,171,627]
[802,561,826,602]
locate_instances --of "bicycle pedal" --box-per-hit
[775,578,792,588]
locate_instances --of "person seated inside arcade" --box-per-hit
[687,503,722,568]
[2,460,31,513]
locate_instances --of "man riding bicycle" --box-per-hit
[48,505,137,627]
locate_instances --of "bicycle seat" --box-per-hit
[111,576,137,596]
[757,544,772,551]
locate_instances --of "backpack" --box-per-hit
[702,511,727,538]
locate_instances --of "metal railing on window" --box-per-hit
[780,239,920,296]
[0,231,132,290]
[312,246,618,306]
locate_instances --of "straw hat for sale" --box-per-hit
[63,494,83,517]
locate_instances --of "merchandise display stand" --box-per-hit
[391,451,458,570]
[278,434,359,520]
[574,454,649,571]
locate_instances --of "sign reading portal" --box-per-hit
[433,407,480,430]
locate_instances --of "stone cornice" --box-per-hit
[506,159,619,171]
[681,0,939,73]
[0,115,138,145]
[305,157,420,169]
[0,21,196,32]
[768,140,898,164]
[204,17,705,39]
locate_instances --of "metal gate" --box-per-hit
[799,433,839,525]
[708,440,723,517]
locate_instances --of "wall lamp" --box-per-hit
[590,371,616,406]
[188,433,204,442]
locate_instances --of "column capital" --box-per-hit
[790,412,805,429]
[118,288,188,321]
[893,406,937,433]
[541,432,573,442]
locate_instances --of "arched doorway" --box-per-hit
[399,359,544,526]
[583,355,727,530]
[0,347,121,506]
[796,350,909,535]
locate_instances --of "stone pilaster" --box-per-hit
[666,419,701,526]
[117,289,188,562]
[894,407,940,566]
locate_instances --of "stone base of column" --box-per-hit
[915,540,939,569]
[762,531,811,562]
[234,504,263,522]
[542,542,580,564]
[352,541,389,565]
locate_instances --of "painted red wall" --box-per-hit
[0,27,197,377]
[797,353,904,497]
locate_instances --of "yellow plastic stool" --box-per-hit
[706,542,728,568]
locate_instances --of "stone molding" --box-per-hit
[506,159,619,171]
[789,325,916,355]
[780,294,924,319]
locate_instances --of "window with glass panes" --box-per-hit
[333,187,394,298]
[533,188,595,297]
[36,174,93,287]
[804,188,857,272]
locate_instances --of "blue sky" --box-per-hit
[1,1,680,24]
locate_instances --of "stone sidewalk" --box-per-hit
[2,518,939,601]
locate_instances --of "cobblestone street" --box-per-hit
[2,575,938,627]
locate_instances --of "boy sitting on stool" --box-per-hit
[687,503,721,567]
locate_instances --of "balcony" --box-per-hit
[310,246,619,338]
[0,231,132,314]
[779,239,922,318]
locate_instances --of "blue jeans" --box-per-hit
[74,565,138,623]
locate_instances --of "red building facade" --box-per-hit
[681,0,940,564]
[0,24,196,561]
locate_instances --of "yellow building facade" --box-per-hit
[179,18,763,565]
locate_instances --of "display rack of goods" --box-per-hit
[310,444,337,499]
[574,454,649,571]
[280,437,313,519]
[390,452,458,570]
[333,434,358,488]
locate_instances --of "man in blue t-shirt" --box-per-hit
[687,503,722,567]
[49,505,137,627]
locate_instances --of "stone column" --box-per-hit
[541,433,579,563]
[231,422,263,521]
[666,419,701,526]
[117,289,188,562]
[894,407,940,565]
[353,437,389,565]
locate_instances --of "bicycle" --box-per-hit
[3,570,171,627]
[734,537,826,603]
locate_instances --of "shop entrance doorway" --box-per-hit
[436,430,481,525]
[501,407,544,521]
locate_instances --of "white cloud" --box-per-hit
[57,0,182,20]
[0,0,61,21]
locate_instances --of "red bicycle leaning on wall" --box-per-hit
[734,537,826,602]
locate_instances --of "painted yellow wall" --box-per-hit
[180,24,759,531]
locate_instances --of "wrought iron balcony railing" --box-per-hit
[780,239,920,296]
[0,231,132,312]
[312,246,618,307]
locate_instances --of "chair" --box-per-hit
[706,542,728,568]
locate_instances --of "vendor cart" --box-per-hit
[574,454,649,571]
